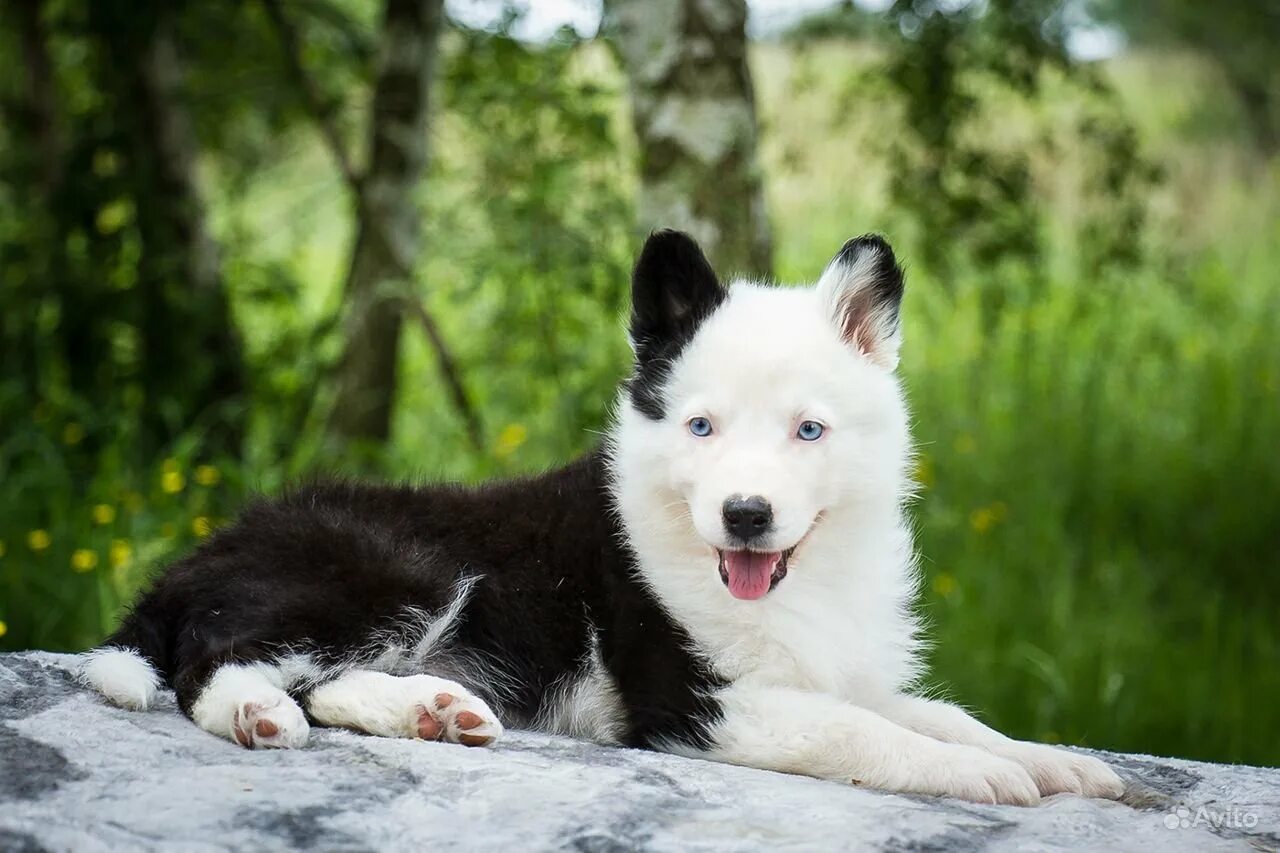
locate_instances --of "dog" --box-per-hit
[80,230,1123,805]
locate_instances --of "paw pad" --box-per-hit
[455,710,484,730]
[408,684,502,748]
[415,704,443,740]
[232,698,309,749]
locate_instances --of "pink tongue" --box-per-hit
[723,550,781,600]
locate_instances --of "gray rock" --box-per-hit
[1,652,1276,851]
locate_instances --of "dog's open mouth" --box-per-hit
[717,547,795,600]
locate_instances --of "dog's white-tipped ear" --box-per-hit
[816,234,905,370]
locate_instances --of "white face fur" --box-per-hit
[610,232,913,606]
[661,282,907,555]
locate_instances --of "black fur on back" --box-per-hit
[108,229,731,752]
[112,450,724,750]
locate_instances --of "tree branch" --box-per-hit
[400,295,485,451]
[260,0,363,194]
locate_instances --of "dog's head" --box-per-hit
[611,230,911,601]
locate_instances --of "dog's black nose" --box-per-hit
[722,496,773,542]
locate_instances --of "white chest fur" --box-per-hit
[633,518,923,703]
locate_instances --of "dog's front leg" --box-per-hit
[869,694,1124,799]
[669,683,1041,805]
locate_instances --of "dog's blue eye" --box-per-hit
[688,417,713,437]
[797,420,824,441]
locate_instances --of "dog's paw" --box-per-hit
[888,743,1041,805]
[232,697,310,749]
[938,747,1043,805]
[408,678,504,747]
[996,741,1124,799]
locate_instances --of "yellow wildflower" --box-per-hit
[71,549,98,572]
[161,470,185,494]
[0,620,7,639]
[28,530,51,552]
[92,504,117,525]
[194,465,221,487]
[954,433,977,455]
[969,507,997,535]
[62,422,86,445]
[932,572,957,597]
[110,540,132,569]
[914,454,934,489]
[0,540,5,558]
[969,502,1008,535]
[192,517,213,538]
[162,458,180,474]
[494,423,528,458]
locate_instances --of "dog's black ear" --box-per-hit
[816,234,905,370]
[629,230,725,360]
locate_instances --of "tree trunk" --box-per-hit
[92,0,246,455]
[603,0,773,279]
[326,0,443,447]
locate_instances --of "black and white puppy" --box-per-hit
[81,231,1123,804]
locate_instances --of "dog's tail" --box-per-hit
[78,606,167,711]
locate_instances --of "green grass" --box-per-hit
[903,263,1279,763]
[2,42,1277,766]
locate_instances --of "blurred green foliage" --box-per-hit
[1088,0,1280,153]
[1,2,1277,767]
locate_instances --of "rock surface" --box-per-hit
[1,652,1276,851]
